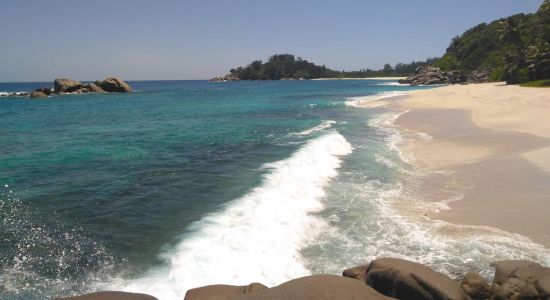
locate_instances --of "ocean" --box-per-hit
[1,80,549,299]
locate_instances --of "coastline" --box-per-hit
[312,77,407,80]
[364,82,550,247]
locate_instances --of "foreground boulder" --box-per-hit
[491,260,550,300]
[185,282,267,300]
[54,78,83,93]
[366,258,468,300]
[185,275,395,300]
[96,77,132,92]
[55,291,157,300]
[460,272,491,300]
[343,264,369,283]
[399,66,466,85]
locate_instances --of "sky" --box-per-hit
[0,0,544,82]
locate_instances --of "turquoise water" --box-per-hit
[1,80,549,299]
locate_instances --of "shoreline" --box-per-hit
[363,83,550,247]
[312,77,407,80]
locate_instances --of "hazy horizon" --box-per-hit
[0,0,543,82]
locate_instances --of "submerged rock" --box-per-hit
[365,258,468,300]
[54,291,158,300]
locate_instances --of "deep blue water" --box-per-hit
[3,80,547,300]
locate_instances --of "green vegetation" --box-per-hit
[520,79,550,87]
[228,54,438,80]
[434,0,550,84]
[227,1,549,84]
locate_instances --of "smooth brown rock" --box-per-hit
[239,275,395,300]
[30,91,48,98]
[96,77,132,93]
[365,258,468,300]
[54,78,83,93]
[54,291,157,300]
[184,282,267,300]
[492,260,540,285]
[491,260,550,300]
[85,83,105,93]
[460,272,491,300]
[343,264,369,283]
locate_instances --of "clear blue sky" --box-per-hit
[0,0,543,81]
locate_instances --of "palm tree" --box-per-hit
[497,18,523,46]
[540,0,550,12]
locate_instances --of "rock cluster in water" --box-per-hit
[55,258,550,300]
[209,73,241,82]
[0,77,132,99]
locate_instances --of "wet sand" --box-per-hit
[368,83,550,247]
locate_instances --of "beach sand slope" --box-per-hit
[382,83,550,247]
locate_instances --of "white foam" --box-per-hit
[107,131,353,299]
[345,91,408,107]
[377,82,410,86]
[292,120,336,136]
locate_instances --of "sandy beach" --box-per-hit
[367,83,550,247]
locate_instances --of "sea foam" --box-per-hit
[108,131,352,299]
[344,91,408,107]
[293,120,336,136]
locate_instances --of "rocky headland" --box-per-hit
[56,258,550,300]
[1,77,132,99]
[209,74,241,82]
[398,66,491,86]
